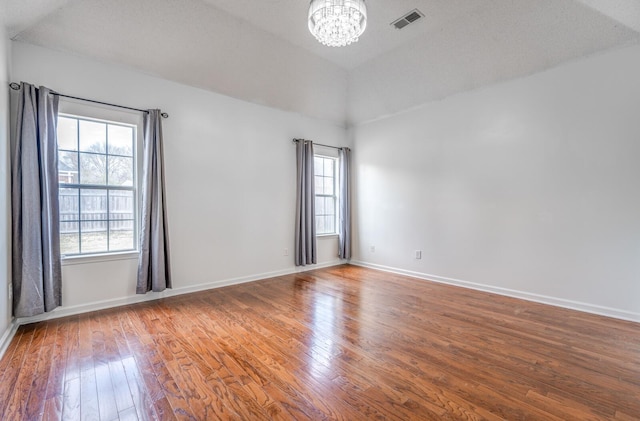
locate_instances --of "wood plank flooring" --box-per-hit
[1,264,639,420]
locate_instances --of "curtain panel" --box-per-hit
[137,109,172,293]
[11,82,62,317]
[338,147,352,260]
[295,140,317,266]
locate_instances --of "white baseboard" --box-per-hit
[350,260,640,323]
[2,259,345,359]
[0,319,19,360]
[14,259,347,327]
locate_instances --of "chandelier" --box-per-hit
[308,0,368,47]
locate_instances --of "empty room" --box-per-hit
[1,0,640,419]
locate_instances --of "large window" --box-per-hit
[57,114,137,256]
[314,155,337,235]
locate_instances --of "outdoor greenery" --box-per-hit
[60,230,134,255]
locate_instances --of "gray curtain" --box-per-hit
[11,83,62,317]
[295,139,316,266]
[137,110,172,293]
[338,147,352,260]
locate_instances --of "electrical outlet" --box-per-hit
[370,245,375,253]
[415,250,422,259]
[283,248,289,256]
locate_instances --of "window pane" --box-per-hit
[109,190,134,221]
[324,158,334,177]
[108,125,133,156]
[315,196,324,215]
[81,189,107,221]
[324,176,334,195]
[315,176,324,195]
[314,157,323,176]
[108,156,133,186]
[326,215,335,233]
[59,188,79,221]
[79,152,107,185]
[57,117,78,151]
[58,152,78,184]
[316,215,326,234]
[60,222,79,255]
[109,220,134,251]
[325,197,335,216]
[80,221,108,253]
[79,120,106,153]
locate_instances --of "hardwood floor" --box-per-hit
[0,265,639,420]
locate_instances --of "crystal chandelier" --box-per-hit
[308,0,368,47]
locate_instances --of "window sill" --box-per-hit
[61,251,139,266]
[317,233,338,238]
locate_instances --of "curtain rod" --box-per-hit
[9,82,169,118]
[292,138,350,151]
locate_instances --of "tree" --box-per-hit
[76,143,133,186]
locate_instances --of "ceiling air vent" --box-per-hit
[391,9,424,30]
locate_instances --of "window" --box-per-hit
[315,155,337,235]
[57,114,137,256]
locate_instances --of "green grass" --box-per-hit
[61,231,134,255]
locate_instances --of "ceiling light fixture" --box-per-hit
[308,0,368,47]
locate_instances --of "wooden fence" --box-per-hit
[59,190,134,233]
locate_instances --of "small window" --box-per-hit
[57,114,137,256]
[314,155,337,235]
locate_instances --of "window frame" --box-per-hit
[314,154,338,236]
[56,100,143,262]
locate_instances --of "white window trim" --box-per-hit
[314,153,338,236]
[57,99,144,263]
[61,251,139,266]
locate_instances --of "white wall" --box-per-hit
[0,26,12,346]
[11,42,347,314]
[352,44,640,321]
[10,40,640,324]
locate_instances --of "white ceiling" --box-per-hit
[3,0,640,126]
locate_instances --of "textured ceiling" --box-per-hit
[3,0,640,126]
[198,0,490,70]
[349,0,640,124]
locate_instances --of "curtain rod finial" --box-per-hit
[161,112,169,119]
[9,82,20,90]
